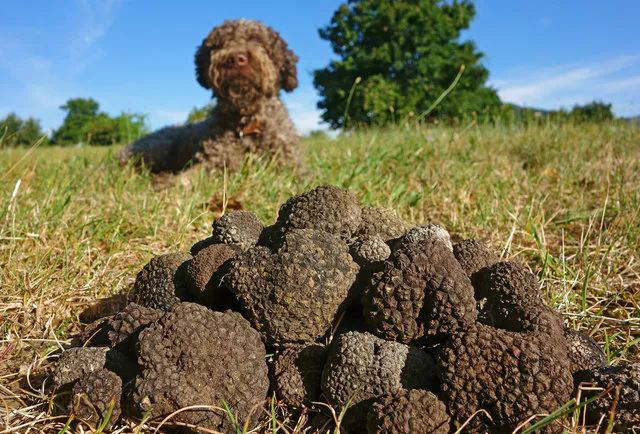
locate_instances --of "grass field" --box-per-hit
[1,121,639,432]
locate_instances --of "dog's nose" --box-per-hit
[235,53,248,66]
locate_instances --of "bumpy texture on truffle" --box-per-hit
[275,185,362,240]
[190,236,218,255]
[574,363,640,431]
[564,329,607,373]
[106,303,164,350]
[133,303,269,431]
[53,347,108,387]
[71,369,122,429]
[212,210,264,250]
[362,238,477,343]
[184,243,241,306]
[438,323,574,433]
[366,389,450,434]
[475,261,544,330]
[227,229,358,345]
[356,207,409,242]
[453,239,499,286]
[132,252,192,310]
[322,332,436,426]
[349,236,391,266]
[272,344,327,407]
[392,224,453,252]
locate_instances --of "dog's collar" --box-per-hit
[237,120,262,138]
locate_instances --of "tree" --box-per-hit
[52,98,148,146]
[313,0,501,128]
[570,101,615,122]
[0,113,49,147]
[52,98,100,145]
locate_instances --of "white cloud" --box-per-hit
[492,55,640,115]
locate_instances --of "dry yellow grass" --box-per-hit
[1,121,639,432]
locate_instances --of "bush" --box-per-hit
[0,113,49,147]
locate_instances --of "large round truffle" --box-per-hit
[272,344,327,407]
[71,368,122,429]
[132,302,269,431]
[438,323,574,433]
[212,210,263,250]
[574,363,639,431]
[275,185,362,239]
[356,207,409,242]
[321,332,436,427]
[362,238,477,343]
[183,243,241,307]
[132,252,191,311]
[367,389,450,434]
[227,229,358,345]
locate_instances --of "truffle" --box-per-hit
[106,303,164,351]
[272,344,327,407]
[349,236,391,266]
[564,329,608,373]
[453,239,499,286]
[132,302,269,431]
[190,236,218,255]
[132,252,192,311]
[53,347,108,387]
[71,368,122,429]
[366,389,450,434]
[227,229,358,345]
[392,224,453,252]
[573,363,639,431]
[183,243,242,307]
[362,238,477,343]
[356,207,409,242]
[438,323,574,433]
[321,332,436,427]
[275,185,362,240]
[212,210,264,250]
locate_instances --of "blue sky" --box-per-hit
[1,1,639,134]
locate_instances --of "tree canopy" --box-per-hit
[313,0,501,128]
[0,113,49,147]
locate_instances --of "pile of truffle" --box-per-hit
[51,186,639,433]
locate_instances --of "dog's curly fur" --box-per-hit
[119,20,300,173]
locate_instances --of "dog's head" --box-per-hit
[195,20,298,113]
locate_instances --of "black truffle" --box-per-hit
[349,236,391,267]
[356,207,409,242]
[183,243,242,307]
[71,368,122,429]
[272,344,327,407]
[367,389,450,434]
[132,252,191,310]
[574,363,639,431]
[392,224,453,252]
[321,332,436,427]
[132,302,269,431]
[275,185,362,240]
[564,328,607,373]
[106,303,164,351]
[438,323,574,433]
[362,238,477,343]
[53,347,108,387]
[212,210,264,250]
[227,229,358,345]
[453,238,499,286]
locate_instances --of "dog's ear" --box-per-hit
[266,27,298,92]
[195,38,213,89]
[280,48,298,92]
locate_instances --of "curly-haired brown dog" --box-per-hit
[119,20,300,173]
